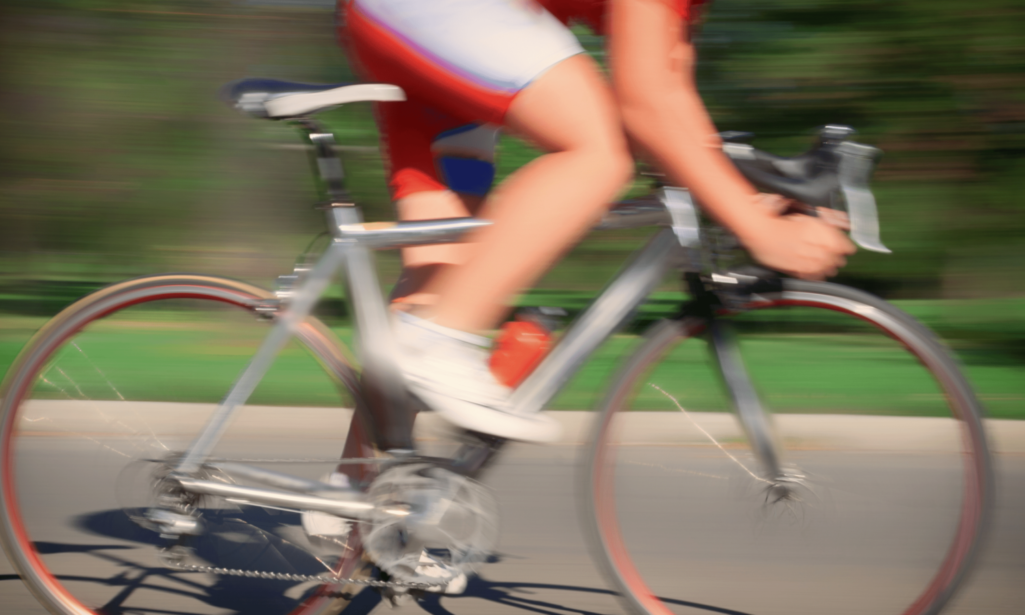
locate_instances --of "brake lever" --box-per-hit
[836,141,889,253]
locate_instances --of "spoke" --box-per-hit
[37,373,82,399]
[649,383,770,485]
[70,341,126,400]
[68,340,170,451]
[27,377,136,459]
[620,459,729,480]
[51,367,88,400]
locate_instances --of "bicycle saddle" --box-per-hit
[221,78,405,119]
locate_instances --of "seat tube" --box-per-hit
[303,119,414,452]
[329,205,415,452]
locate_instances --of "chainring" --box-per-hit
[363,462,499,585]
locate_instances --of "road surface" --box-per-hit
[2,408,1023,615]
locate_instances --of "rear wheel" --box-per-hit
[0,274,374,615]
[585,280,992,615]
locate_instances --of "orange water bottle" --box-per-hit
[489,314,554,387]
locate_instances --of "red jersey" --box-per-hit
[537,0,707,34]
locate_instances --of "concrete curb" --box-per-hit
[19,401,1025,454]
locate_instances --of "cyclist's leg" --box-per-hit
[345,1,631,330]
[362,53,631,331]
[352,17,629,331]
[391,122,494,307]
[343,0,631,441]
[383,115,490,308]
[347,23,496,309]
[424,53,633,331]
[391,191,481,309]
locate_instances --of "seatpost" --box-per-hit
[293,118,353,205]
[293,120,416,452]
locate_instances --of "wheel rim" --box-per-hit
[588,290,990,615]
[0,278,367,615]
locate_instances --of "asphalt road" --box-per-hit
[2,410,1024,615]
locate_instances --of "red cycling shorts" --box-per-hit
[338,0,584,200]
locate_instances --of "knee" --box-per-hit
[588,140,635,194]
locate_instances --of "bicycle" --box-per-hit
[0,79,992,615]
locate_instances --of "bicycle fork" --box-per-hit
[707,318,787,483]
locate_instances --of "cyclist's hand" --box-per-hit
[755,193,850,230]
[741,209,856,281]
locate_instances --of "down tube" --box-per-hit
[509,228,679,415]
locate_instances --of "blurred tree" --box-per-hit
[1,0,1023,312]
[697,0,1025,297]
[0,0,380,307]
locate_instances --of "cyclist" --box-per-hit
[337,0,855,443]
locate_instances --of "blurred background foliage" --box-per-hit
[0,0,1023,344]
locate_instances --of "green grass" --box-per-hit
[1,317,355,408]
[2,312,1022,419]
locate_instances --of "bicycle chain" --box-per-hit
[161,556,444,591]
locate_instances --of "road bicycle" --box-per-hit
[0,79,992,615]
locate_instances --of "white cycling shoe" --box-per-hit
[393,312,561,444]
[412,552,468,595]
[301,472,353,546]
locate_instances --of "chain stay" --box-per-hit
[143,457,387,464]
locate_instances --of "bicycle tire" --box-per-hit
[584,279,992,615]
[0,274,374,615]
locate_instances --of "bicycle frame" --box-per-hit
[163,118,871,523]
[160,120,695,520]
[166,224,686,518]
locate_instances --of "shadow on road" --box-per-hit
[421,575,754,615]
[54,507,350,614]
[23,508,753,615]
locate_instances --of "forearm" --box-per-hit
[621,84,770,242]
[608,0,770,242]
[608,0,855,280]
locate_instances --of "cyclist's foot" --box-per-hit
[301,472,352,544]
[415,552,468,595]
[384,550,468,595]
[394,312,561,443]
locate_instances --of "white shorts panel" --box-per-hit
[353,0,584,93]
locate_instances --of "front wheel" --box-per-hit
[0,274,374,615]
[584,279,992,615]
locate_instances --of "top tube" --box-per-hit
[332,199,673,250]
